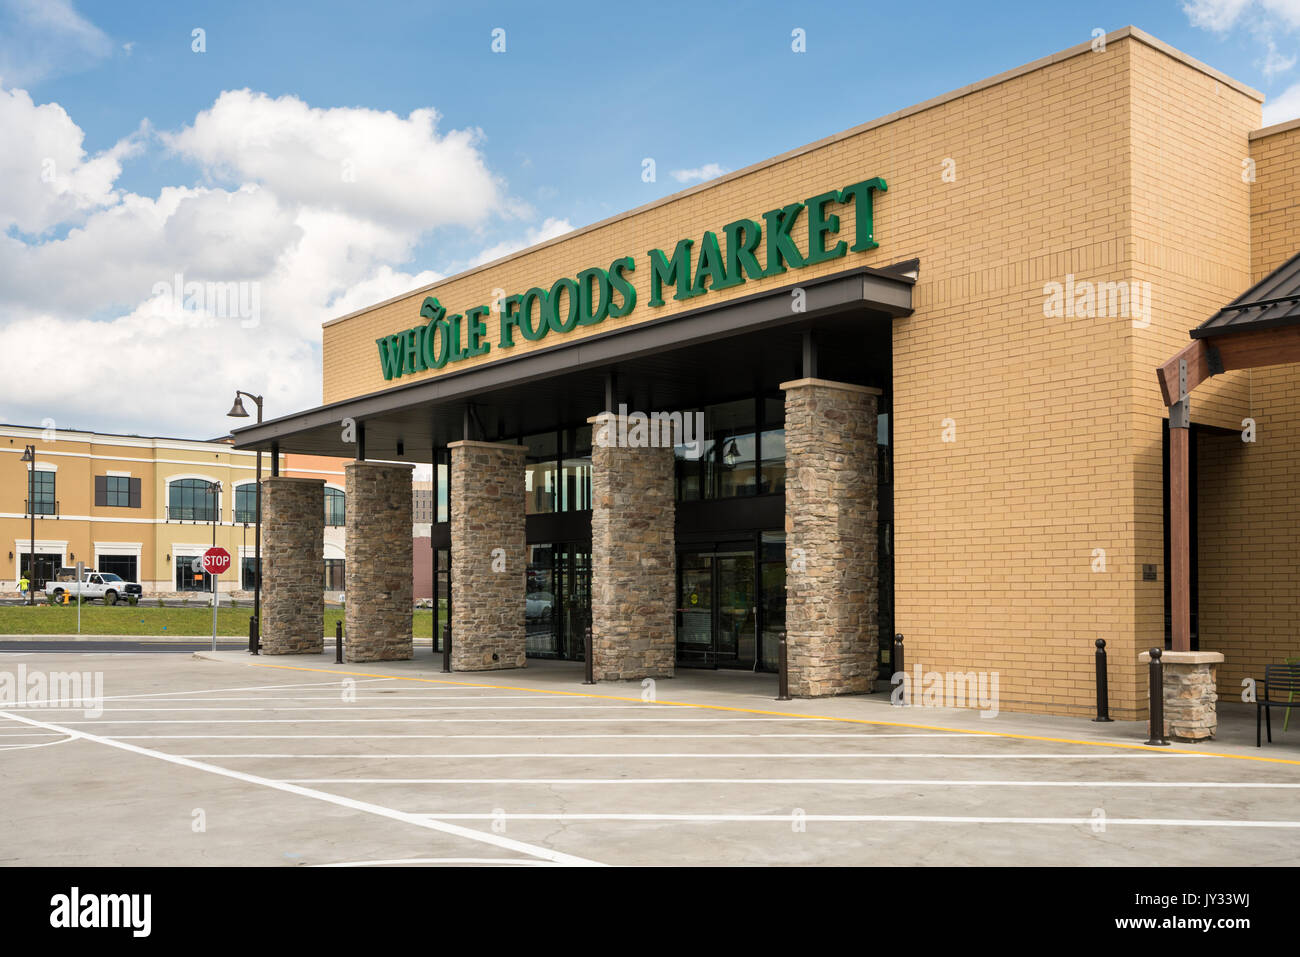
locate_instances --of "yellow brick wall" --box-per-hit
[320,30,1267,718]
[1197,122,1300,696]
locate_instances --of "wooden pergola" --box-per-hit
[1157,248,1300,651]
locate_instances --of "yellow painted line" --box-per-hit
[234,661,1300,767]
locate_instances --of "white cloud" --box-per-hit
[467,216,575,269]
[1184,0,1300,81]
[1261,36,1298,76]
[670,163,729,184]
[0,84,557,437]
[0,0,112,87]
[164,90,506,233]
[0,86,144,234]
[1263,80,1300,123]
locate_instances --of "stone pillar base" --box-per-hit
[1140,650,1224,741]
[260,477,324,655]
[589,413,676,682]
[345,461,415,662]
[782,378,881,698]
[449,441,526,671]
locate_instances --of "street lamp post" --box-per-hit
[19,445,34,605]
[227,392,264,647]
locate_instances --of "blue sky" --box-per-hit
[1,0,1298,437]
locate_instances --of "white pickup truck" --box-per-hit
[44,569,143,606]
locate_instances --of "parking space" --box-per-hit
[2,651,1299,866]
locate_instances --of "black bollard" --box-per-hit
[893,634,906,706]
[1146,647,1169,746]
[1092,638,1112,722]
[777,633,791,701]
[335,620,343,664]
[583,623,595,685]
[248,615,258,655]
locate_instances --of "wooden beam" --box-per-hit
[1214,323,1300,372]
[1156,340,1209,406]
[1157,325,1300,404]
[1169,423,1191,653]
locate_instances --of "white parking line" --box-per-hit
[54,695,555,703]
[302,777,1300,788]
[48,717,832,724]
[404,812,1300,828]
[111,732,970,740]
[6,677,398,708]
[311,857,558,867]
[3,701,573,711]
[173,751,1194,759]
[0,709,603,867]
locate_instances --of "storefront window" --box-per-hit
[760,397,785,494]
[435,454,449,523]
[760,531,786,671]
[526,544,557,655]
[676,399,765,500]
[524,431,558,515]
[560,425,592,512]
[175,555,211,591]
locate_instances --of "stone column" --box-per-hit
[1140,650,1224,741]
[344,461,415,661]
[782,378,881,697]
[260,476,324,655]
[449,440,526,670]
[589,413,676,681]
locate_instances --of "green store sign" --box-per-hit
[376,177,886,381]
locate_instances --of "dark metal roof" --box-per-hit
[1193,247,1300,339]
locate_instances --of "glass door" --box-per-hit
[676,546,757,669]
[676,551,715,666]
[715,551,755,668]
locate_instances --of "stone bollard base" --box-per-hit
[1139,650,1224,741]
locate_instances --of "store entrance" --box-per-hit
[525,542,591,661]
[676,545,759,669]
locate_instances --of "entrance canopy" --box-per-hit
[1157,248,1300,406]
[1157,247,1300,652]
[231,262,917,459]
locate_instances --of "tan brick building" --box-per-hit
[234,27,1300,720]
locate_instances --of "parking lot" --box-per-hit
[1,649,1299,867]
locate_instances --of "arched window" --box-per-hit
[234,483,258,524]
[324,487,346,526]
[168,478,219,522]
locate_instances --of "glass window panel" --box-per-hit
[235,485,257,524]
[523,432,558,515]
[878,412,890,446]
[760,428,785,495]
[324,487,346,526]
[436,460,449,523]
[323,558,345,590]
[526,544,557,655]
[168,479,218,522]
[30,470,55,515]
[709,399,757,499]
[105,475,130,507]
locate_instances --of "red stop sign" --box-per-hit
[202,546,232,575]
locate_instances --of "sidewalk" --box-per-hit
[193,646,1300,763]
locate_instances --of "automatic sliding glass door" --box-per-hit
[676,546,756,669]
